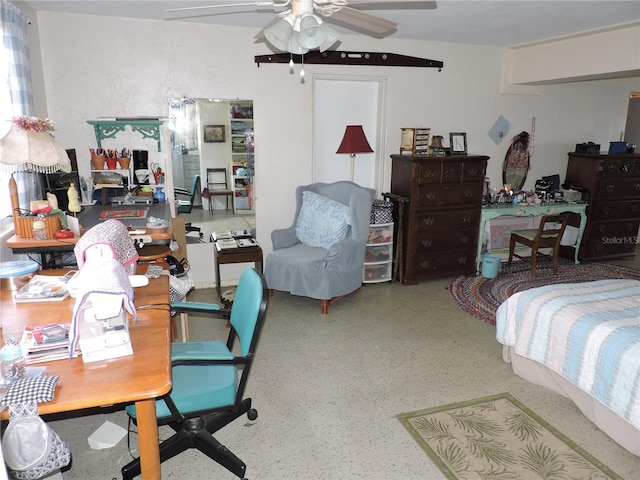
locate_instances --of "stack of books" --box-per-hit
[19,322,80,364]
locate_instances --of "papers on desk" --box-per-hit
[14,275,71,303]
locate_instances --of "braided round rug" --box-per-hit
[448,261,640,325]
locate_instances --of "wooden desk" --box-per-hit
[0,268,171,479]
[6,203,173,268]
[476,202,588,273]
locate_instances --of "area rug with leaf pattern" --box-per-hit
[447,261,640,325]
[397,393,623,480]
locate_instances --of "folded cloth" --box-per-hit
[74,219,138,269]
[2,402,71,479]
[68,257,136,358]
[1,376,60,406]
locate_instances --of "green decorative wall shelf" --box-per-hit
[87,119,164,151]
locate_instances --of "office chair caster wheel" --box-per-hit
[247,408,258,421]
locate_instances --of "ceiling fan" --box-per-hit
[165,1,433,54]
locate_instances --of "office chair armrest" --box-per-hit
[172,341,234,363]
[271,226,299,250]
[171,301,231,319]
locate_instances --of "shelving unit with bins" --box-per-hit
[363,222,394,283]
[229,102,254,212]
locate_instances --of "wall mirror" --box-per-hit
[168,97,255,216]
[502,130,531,191]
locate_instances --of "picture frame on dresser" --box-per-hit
[449,132,467,155]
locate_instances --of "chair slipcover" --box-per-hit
[265,181,375,302]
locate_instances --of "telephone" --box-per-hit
[166,256,189,277]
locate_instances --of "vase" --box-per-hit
[91,154,106,170]
[105,157,118,170]
[118,157,131,169]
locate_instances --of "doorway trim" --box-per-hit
[312,73,388,194]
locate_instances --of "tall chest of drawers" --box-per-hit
[566,152,640,261]
[390,154,488,284]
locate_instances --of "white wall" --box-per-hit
[30,11,639,256]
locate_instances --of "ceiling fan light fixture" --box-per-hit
[318,22,339,52]
[263,16,295,51]
[297,15,326,49]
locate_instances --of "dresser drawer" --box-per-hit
[462,161,486,183]
[416,162,441,184]
[590,200,640,221]
[584,237,638,258]
[599,159,636,177]
[415,183,483,207]
[414,209,478,232]
[413,229,476,255]
[596,178,640,198]
[408,248,476,279]
[589,219,640,237]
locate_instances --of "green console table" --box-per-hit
[87,119,164,151]
[476,202,588,273]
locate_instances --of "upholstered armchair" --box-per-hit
[265,181,375,314]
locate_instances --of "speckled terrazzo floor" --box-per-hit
[45,268,639,480]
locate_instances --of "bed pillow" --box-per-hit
[296,191,351,249]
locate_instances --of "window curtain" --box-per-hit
[1,0,39,218]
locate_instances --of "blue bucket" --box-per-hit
[481,254,500,279]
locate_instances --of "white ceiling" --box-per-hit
[23,0,640,48]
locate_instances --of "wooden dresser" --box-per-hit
[565,152,640,261]
[390,154,488,284]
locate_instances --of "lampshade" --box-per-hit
[0,123,71,173]
[336,125,374,155]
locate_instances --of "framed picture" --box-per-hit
[449,132,467,155]
[203,125,225,143]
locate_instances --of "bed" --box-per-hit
[495,279,640,457]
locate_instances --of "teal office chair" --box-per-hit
[174,175,203,237]
[121,267,269,480]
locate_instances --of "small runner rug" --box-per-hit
[397,393,623,480]
[448,261,640,325]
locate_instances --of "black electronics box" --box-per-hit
[575,142,600,154]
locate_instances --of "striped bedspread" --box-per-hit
[496,279,640,430]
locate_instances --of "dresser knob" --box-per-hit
[467,168,478,176]
[601,206,610,216]
[606,164,616,172]
[421,239,433,248]
[606,184,615,192]
[426,169,437,178]
[598,225,607,233]
[462,215,471,223]
[420,260,431,270]
[634,183,640,191]
[464,190,473,198]
[627,223,636,232]
[459,236,469,244]
[426,192,436,200]
[622,163,631,172]
[457,256,467,264]
[423,217,434,226]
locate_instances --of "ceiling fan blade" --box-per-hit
[324,6,396,38]
[165,1,280,14]
[336,0,436,9]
